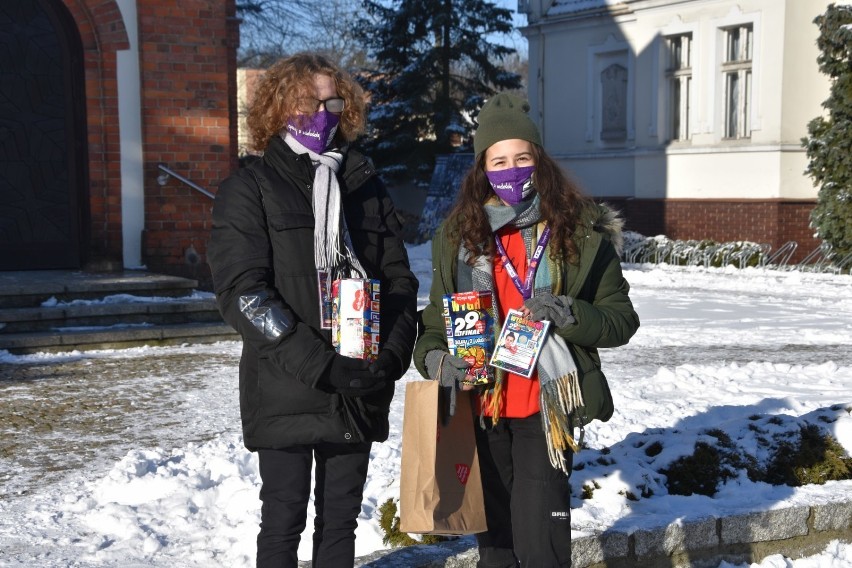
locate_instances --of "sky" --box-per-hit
[0,242,851,567]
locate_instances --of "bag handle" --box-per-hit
[434,352,457,427]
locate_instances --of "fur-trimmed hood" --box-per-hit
[585,203,625,258]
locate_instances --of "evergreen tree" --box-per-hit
[802,3,852,262]
[357,0,524,183]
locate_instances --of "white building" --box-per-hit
[519,0,832,257]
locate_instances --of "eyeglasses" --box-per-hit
[297,97,346,114]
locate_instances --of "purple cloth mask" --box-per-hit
[286,110,340,154]
[485,165,536,205]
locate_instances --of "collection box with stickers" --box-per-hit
[331,278,380,361]
[442,290,495,386]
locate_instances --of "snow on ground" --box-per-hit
[0,242,851,567]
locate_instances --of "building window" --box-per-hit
[600,63,628,142]
[721,24,752,139]
[666,34,692,141]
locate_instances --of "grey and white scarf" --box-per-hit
[282,131,366,279]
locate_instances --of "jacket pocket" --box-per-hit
[257,356,332,418]
[267,211,316,275]
[268,211,314,230]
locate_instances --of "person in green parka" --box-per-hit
[413,93,640,567]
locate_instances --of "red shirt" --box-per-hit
[480,226,540,418]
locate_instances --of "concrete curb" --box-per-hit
[338,501,852,567]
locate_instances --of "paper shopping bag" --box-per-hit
[398,380,487,535]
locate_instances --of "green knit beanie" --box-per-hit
[473,93,542,157]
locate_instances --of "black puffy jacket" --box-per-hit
[208,137,418,450]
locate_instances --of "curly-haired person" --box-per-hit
[208,53,418,568]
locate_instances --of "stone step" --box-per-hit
[0,296,223,333]
[0,270,240,354]
[0,270,199,309]
[0,321,239,354]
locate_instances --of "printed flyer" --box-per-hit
[489,309,550,378]
[442,291,495,385]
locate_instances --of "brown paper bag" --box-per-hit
[398,380,487,535]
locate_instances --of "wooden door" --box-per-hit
[0,0,87,270]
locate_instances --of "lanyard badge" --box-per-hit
[494,226,552,300]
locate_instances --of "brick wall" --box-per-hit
[60,0,237,286]
[604,198,820,263]
[138,0,238,288]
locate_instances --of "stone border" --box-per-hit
[335,501,852,568]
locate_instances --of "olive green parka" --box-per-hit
[413,204,640,425]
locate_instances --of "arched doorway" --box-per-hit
[0,0,88,270]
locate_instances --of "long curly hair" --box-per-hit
[245,53,367,151]
[446,144,593,265]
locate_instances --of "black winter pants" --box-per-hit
[256,441,371,568]
[474,413,573,568]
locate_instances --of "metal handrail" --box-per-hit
[157,163,215,199]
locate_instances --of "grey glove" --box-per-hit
[524,292,576,328]
[424,350,471,424]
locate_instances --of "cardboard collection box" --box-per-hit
[332,278,380,361]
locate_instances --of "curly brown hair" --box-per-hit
[245,53,367,151]
[446,144,593,265]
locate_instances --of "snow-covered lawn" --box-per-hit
[0,243,850,567]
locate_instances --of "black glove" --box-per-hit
[319,354,388,397]
[524,292,576,328]
[424,350,471,423]
[369,350,405,382]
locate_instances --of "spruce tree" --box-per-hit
[357,0,523,184]
[802,3,852,262]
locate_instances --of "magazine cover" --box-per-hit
[442,291,495,385]
[489,309,550,378]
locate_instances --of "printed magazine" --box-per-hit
[442,291,495,385]
[490,309,550,378]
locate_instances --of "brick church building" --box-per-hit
[0,0,238,287]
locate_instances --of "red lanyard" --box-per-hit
[494,226,552,300]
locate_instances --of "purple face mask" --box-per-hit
[485,165,536,205]
[286,110,340,154]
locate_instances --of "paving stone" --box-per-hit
[812,501,852,532]
[721,506,810,544]
[635,516,718,557]
[572,530,629,566]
